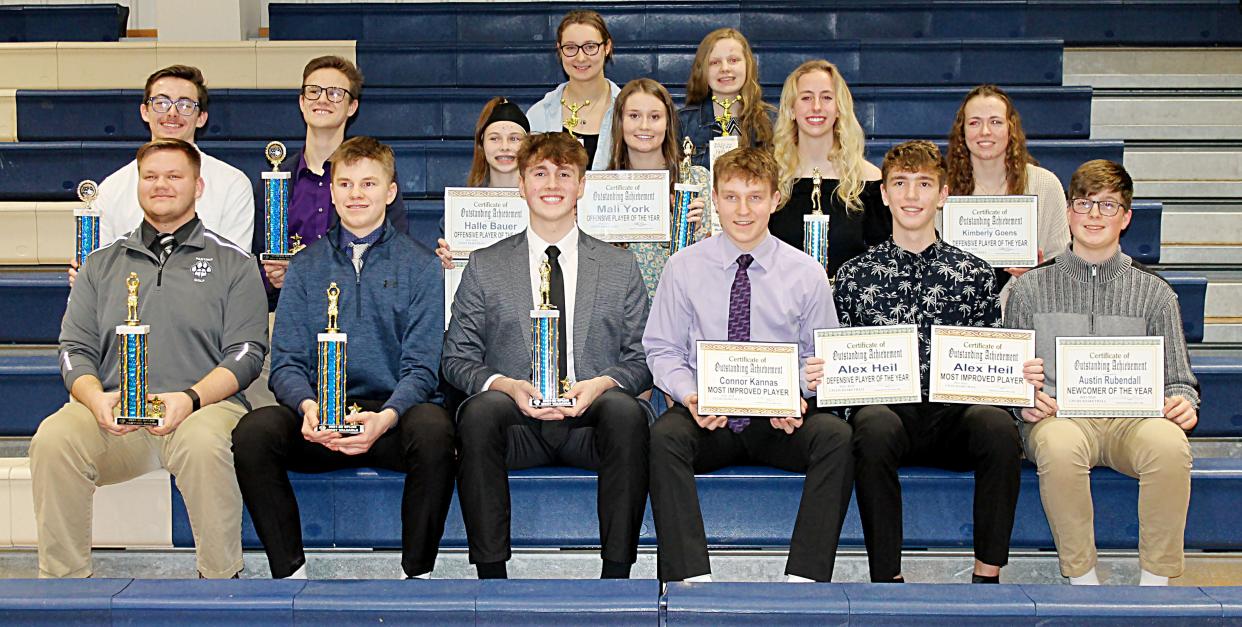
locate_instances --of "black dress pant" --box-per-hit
[851,402,1021,581]
[232,400,456,578]
[456,388,649,566]
[649,404,854,583]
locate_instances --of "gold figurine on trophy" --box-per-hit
[711,94,742,137]
[562,98,590,138]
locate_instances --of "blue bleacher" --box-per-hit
[14,86,1093,143]
[7,579,1242,624]
[169,459,1242,551]
[355,39,1063,88]
[268,1,1242,45]
[0,352,64,436]
[0,138,1118,202]
[0,4,128,43]
[0,271,68,343]
[1189,353,1242,438]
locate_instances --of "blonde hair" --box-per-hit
[684,28,775,151]
[773,60,868,214]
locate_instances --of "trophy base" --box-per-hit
[260,252,296,262]
[116,416,163,427]
[530,398,576,408]
[317,423,364,435]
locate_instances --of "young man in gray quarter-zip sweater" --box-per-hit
[1005,159,1199,587]
[32,139,269,579]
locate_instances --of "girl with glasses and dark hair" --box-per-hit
[526,10,620,170]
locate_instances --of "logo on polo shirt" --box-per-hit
[191,257,214,283]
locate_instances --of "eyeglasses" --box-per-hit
[558,41,603,57]
[1070,198,1126,217]
[301,84,353,103]
[145,96,200,116]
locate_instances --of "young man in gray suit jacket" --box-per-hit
[442,132,653,580]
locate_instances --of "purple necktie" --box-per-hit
[726,254,753,433]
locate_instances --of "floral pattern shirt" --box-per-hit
[627,164,713,302]
[833,237,1001,397]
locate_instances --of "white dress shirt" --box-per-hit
[97,146,255,251]
[482,226,580,393]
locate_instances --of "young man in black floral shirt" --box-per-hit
[826,140,1035,584]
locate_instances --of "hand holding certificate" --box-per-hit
[696,341,801,418]
[814,326,921,407]
[942,195,1038,268]
[1055,337,1165,418]
[929,326,1035,407]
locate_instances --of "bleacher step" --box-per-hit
[1091,94,1242,141]
[1163,205,1242,246]
[1162,245,1242,265]
[1,548,1239,585]
[1065,48,1242,89]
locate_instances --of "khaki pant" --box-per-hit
[1022,416,1191,578]
[29,399,247,578]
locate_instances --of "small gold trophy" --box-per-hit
[671,137,702,254]
[803,168,831,277]
[260,141,303,262]
[561,98,589,139]
[530,261,575,408]
[74,180,101,267]
[711,94,742,137]
[116,273,164,426]
[317,282,362,433]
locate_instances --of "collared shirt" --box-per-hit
[287,152,335,246]
[643,232,839,404]
[139,216,201,264]
[97,146,255,251]
[833,237,1001,398]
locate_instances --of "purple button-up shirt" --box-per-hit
[642,232,839,405]
[288,153,335,245]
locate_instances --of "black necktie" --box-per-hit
[156,233,176,265]
[546,245,568,386]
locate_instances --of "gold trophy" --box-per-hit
[116,273,164,426]
[803,168,830,277]
[711,94,742,136]
[530,261,574,407]
[561,98,589,139]
[671,137,702,254]
[317,282,362,433]
[260,141,304,261]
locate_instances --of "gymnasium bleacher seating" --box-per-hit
[1,3,1240,610]
[0,4,127,43]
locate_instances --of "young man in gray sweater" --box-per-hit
[1005,159,1199,587]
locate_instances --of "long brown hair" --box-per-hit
[947,84,1032,196]
[608,79,682,187]
[684,28,774,150]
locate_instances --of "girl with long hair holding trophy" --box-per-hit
[770,59,891,278]
[678,28,776,168]
[526,10,620,170]
[606,78,711,299]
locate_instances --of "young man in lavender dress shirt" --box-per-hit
[644,147,854,584]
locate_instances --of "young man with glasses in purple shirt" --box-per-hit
[644,147,854,584]
[253,56,408,310]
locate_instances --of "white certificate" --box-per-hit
[929,326,1035,407]
[443,259,467,330]
[942,195,1038,267]
[1055,336,1165,418]
[443,187,528,257]
[815,325,921,407]
[578,170,671,242]
[708,136,740,236]
[696,341,801,418]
